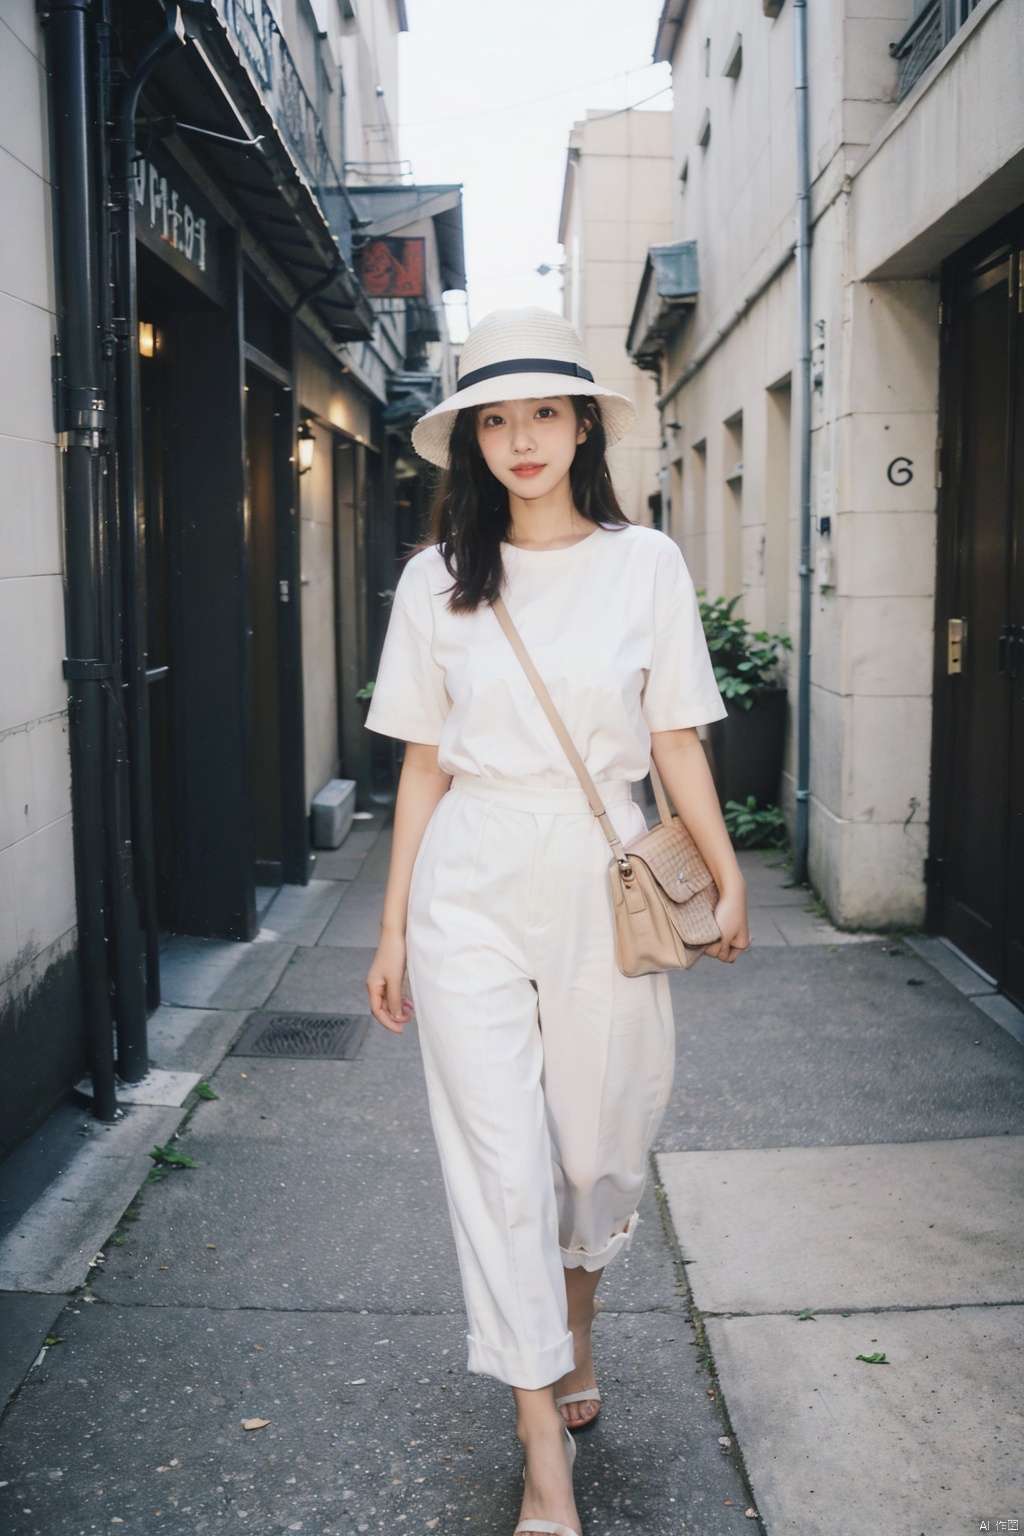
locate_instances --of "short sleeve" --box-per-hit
[365,558,450,744]
[642,542,728,731]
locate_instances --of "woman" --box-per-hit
[365,308,749,1536]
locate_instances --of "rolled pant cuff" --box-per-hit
[466,1329,575,1389]
[560,1208,640,1272]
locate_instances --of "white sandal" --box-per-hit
[515,1525,580,1535]
[515,1425,580,1536]
[555,1387,601,1432]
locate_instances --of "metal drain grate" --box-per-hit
[233,1012,370,1060]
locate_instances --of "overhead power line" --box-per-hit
[398,64,669,129]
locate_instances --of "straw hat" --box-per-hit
[411,306,638,468]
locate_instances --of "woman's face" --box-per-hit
[474,396,588,500]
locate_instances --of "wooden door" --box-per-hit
[932,219,1024,1009]
[245,367,284,886]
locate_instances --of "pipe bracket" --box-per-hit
[63,658,114,681]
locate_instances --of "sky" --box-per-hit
[398,0,671,338]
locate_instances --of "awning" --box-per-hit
[146,6,374,340]
[347,185,467,294]
[626,241,700,369]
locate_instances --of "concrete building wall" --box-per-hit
[339,0,403,179]
[0,0,82,1139]
[649,0,1019,928]
[559,109,673,525]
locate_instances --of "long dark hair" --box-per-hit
[424,396,631,612]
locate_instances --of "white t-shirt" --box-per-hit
[365,524,727,788]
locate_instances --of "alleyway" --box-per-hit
[0,814,1022,1534]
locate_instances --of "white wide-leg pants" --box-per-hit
[405,775,676,1390]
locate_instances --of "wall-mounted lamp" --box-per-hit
[297,420,315,475]
[138,321,156,358]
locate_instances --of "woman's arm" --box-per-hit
[650,728,750,963]
[366,743,452,1032]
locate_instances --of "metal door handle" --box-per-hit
[998,624,1013,673]
[1011,627,1024,681]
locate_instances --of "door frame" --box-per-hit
[927,204,1024,989]
[243,334,310,888]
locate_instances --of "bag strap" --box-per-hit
[491,595,671,863]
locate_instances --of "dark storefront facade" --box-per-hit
[9,0,462,1148]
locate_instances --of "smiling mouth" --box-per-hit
[511,463,545,476]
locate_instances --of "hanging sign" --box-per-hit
[133,144,225,299]
[356,237,427,298]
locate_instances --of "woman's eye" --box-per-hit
[481,414,503,428]
[535,407,555,419]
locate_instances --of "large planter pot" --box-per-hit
[707,687,787,811]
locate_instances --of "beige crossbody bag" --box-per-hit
[491,595,722,977]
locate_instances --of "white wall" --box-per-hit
[560,109,673,523]
[0,0,77,1001]
[657,0,957,926]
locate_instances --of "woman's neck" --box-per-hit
[506,482,594,551]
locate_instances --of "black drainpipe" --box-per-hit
[792,0,813,887]
[46,0,118,1121]
[109,4,184,1020]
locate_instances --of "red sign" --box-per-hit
[356,237,427,298]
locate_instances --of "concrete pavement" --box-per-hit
[0,822,1021,1534]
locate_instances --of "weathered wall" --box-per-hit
[0,0,84,1151]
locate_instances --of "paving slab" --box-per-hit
[705,1307,1024,1536]
[0,1104,184,1293]
[74,1067,202,1108]
[0,1300,755,1536]
[160,936,295,1009]
[90,1058,458,1314]
[318,882,388,947]
[735,853,811,909]
[659,944,1024,1152]
[263,943,381,1016]
[146,1004,249,1077]
[974,991,1024,1047]
[906,935,997,998]
[257,880,347,945]
[657,1137,1024,1314]
[359,829,394,883]
[0,1292,65,1412]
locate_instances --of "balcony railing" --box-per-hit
[889,0,985,101]
[213,0,355,257]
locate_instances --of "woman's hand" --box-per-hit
[366,929,414,1033]
[706,885,751,963]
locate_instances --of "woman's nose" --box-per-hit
[511,421,535,452]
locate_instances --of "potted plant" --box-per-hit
[697,592,792,812]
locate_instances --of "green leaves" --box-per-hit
[697,590,792,709]
[724,797,788,850]
[148,1143,196,1170]
[856,1351,889,1365]
[194,1081,218,1101]
[796,1308,815,1321]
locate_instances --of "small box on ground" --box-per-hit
[311,778,357,848]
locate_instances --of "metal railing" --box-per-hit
[889,0,986,101]
[212,0,356,255]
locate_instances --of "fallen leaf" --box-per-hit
[242,1418,271,1431]
[205,1244,216,1250]
[717,1435,731,1447]
[745,1510,758,1520]
[347,1379,366,1386]
[856,1351,889,1365]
